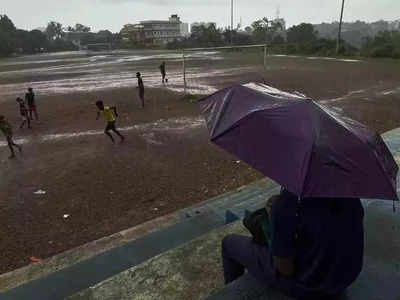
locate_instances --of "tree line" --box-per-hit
[0,15,121,57]
[167,18,400,59]
[1,13,399,59]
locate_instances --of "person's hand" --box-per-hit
[115,113,118,118]
[265,195,280,215]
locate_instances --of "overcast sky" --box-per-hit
[1,0,398,32]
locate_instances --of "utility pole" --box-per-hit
[337,0,345,54]
[231,0,234,45]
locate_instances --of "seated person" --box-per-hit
[221,189,364,300]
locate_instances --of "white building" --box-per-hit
[140,14,184,45]
[121,15,188,46]
[180,23,190,37]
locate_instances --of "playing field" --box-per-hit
[0,49,399,274]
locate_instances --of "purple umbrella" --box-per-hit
[201,83,398,200]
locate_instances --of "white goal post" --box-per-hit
[181,44,268,94]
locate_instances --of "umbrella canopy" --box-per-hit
[201,83,398,200]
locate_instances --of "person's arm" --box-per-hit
[96,111,100,120]
[111,106,118,117]
[270,192,298,278]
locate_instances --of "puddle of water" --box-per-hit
[320,89,367,104]
[0,137,30,147]
[244,82,307,99]
[271,54,300,58]
[270,55,362,63]
[338,59,362,63]
[0,64,257,100]
[141,132,163,145]
[380,89,400,96]
[307,57,362,63]
[6,117,206,146]
[0,51,236,99]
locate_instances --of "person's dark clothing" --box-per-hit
[160,64,165,74]
[137,77,145,107]
[105,121,117,131]
[138,77,144,93]
[25,92,35,107]
[19,102,28,116]
[159,63,166,79]
[222,190,364,299]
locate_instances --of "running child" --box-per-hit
[16,97,31,129]
[95,100,125,143]
[0,115,22,159]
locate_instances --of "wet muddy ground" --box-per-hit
[0,50,399,274]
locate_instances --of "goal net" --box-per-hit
[181,44,268,96]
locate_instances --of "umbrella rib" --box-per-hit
[313,102,398,200]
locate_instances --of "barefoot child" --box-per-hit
[0,115,22,159]
[16,97,31,129]
[95,100,125,144]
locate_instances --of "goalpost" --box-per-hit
[181,44,268,95]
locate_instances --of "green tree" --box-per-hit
[16,29,48,53]
[46,21,64,40]
[287,23,317,44]
[189,24,224,47]
[97,30,113,43]
[222,29,254,45]
[0,15,17,55]
[0,14,16,32]
[362,30,400,58]
[67,23,91,33]
[251,18,283,44]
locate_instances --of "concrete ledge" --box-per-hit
[0,212,226,300]
[69,221,248,300]
[206,273,292,300]
[0,179,273,294]
[0,211,181,293]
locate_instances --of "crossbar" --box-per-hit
[181,44,268,94]
[182,44,267,52]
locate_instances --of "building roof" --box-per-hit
[140,20,180,24]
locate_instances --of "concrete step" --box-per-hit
[68,221,249,300]
[68,196,400,300]
[205,273,293,300]
[180,179,278,220]
[0,212,226,300]
[0,178,276,300]
[206,199,400,300]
